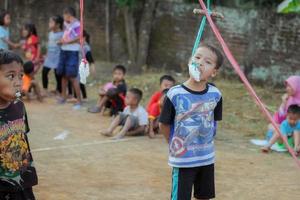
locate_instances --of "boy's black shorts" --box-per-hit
[171,164,215,200]
[0,187,35,200]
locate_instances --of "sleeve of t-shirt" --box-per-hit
[138,108,148,126]
[117,82,127,95]
[85,51,94,64]
[159,97,175,125]
[214,97,222,121]
[147,91,161,112]
[295,122,300,132]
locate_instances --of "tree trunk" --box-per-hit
[105,0,111,61]
[123,6,138,71]
[136,0,157,71]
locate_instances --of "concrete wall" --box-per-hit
[1,0,299,85]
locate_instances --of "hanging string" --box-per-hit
[192,0,211,56]
[197,0,300,168]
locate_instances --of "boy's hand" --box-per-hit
[57,39,66,45]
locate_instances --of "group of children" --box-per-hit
[0,7,95,109]
[89,63,176,139]
[0,5,299,200]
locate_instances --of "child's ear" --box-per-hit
[211,68,218,78]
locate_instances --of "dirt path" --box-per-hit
[26,99,300,200]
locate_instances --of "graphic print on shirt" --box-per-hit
[170,95,217,158]
[0,118,30,185]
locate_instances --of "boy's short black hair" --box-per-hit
[63,7,76,17]
[50,15,64,30]
[160,75,175,85]
[23,61,34,75]
[113,65,126,74]
[0,50,23,70]
[0,9,9,26]
[199,44,224,69]
[287,105,300,115]
[129,88,143,103]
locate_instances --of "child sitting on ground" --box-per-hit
[22,61,43,101]
[0,50,38,199]
[266,75,300,140]
[147,75,175,138]
[262,104,300,155]
[88,65,127,116]
[148,88,170,138]
[101,88,148,140]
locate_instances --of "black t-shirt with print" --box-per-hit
[0,101,38,192]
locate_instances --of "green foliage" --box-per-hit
[278,0,300,14]
[115,0,137,7]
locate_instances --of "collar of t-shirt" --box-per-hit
[181,83,209,95]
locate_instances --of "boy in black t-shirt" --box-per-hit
[0,50,38,200]
[88,65,127,116]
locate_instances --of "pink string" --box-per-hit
[197,0,300,168]
[80,0,87,63]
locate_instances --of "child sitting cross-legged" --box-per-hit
[262,104,300,155]
[101,88,148,140]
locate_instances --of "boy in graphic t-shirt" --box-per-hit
[159,44,223,200]
[0,50,38,200]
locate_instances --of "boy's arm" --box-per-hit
[159,96,175,143]
[159,123,170,142]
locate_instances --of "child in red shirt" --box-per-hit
[21,23,41,68]
[147,75,175,138]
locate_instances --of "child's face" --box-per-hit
[125,92,138,106]
[287,113,300,127]
[160,80,174,91]
[0,62,23,102]
[21,28,29,38]
[49,18,56,30]
[190,47,218,82]
[286,84,295,96]
[4,14,11,26]
[63,13,71,23]
[112,69,125,82]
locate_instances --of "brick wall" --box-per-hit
[1,0,299,85]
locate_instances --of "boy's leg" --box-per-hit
[31,81,43,102]
[113,116,136,139]
[22,187,35,200]
[148,119,155,138]
[294,131,300,154]
[171,167,195,200]
[42,67,51,90]
[61,76,68,101]
[101,115,121,136]
[55,69,62,93]
[194,164,215,200]
[262,132,283,152]
[70,77,82,104]
[80,83,87,99]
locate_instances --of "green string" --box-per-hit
[191,0,211,56]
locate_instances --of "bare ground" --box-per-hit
[26,72,300,200]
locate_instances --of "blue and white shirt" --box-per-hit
[0,26,9,50]
[159,84,222,168]
[44,31,64,69]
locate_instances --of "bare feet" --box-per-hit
[111,133,125,140]
[149,131,156,139]
[100,129,112,137]
[261,146,271,153]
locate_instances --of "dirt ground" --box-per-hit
[26,100,300,200]
[25,71,300,200]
